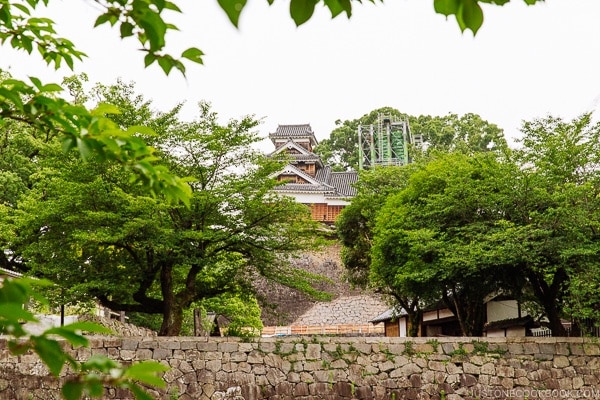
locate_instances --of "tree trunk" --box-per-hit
[541,298,567,336]
[407,309,422,337]
[528,269,568,336]
[158,303,184,336]
[158,261,183,336]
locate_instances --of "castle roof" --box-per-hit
[269,124,318,146]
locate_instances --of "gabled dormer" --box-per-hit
[268,138,323,177]
[269,124,318,153]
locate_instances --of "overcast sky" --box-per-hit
[3,0,600,149]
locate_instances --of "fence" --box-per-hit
[261,323,384,336]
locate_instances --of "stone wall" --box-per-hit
[255,244,370,326]
[1,336,600,400]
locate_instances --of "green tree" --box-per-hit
[336,165,427,335]
[10,85,323,336]
[505,114,600,335]
[372,152,521,336]
[367,114,600,336]
[410,113,507,154]
[315,108,506,171]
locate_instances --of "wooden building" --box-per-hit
[268,124,358,223]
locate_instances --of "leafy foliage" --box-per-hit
[364,114,600,336]
[315,107,507,171]
[8,81,325,336]
[0,278,168,400]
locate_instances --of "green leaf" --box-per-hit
[77,137,93,160]
[157,56,173,75]
[138,10,166,51]
[29,76,42,90]
[86,381,105,397]
[181,47,204,64]
[93,102,122,115]
[144,53,156,68]
[62,381,84,400]
[434,0,460,16]
[217,0,247,27]
[164,1,182,12]
[32,335,72,376]
[0,303,38,322]
[323,0,352,18]
[40,83,63,92]
[127,125,157,136]
[459,0,484,34]
[93,13,112,27]
[127,383,155,400]
[120,21,135,38]
[44,328,89,347]
[122,361,169,388]
[290,0,319,26]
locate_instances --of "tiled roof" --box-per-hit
[271,124,314,137]
[370,307,407,323]
[268,122,357,199]
[290,154,322,162]
[274,166,358,198]
[270,124,318,146]
[315,165,332,182]
[483,316,538,331]
[330,171,358,197]
[315,166,358,197]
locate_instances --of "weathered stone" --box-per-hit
[446,362,463,374]
[553,355,571,368]
[3,336,600,399]
[428,360,446,372]
[294,382,310,396]
[354,386,373,400]
[409,373,422,388]
[462,362,480,375]
[460,374,478,387]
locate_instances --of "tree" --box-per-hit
[315,108,507,171]
[410,113,507,154]
[367,114,600,336]
[504,114,600,335]
[371,152,522,336]
[10,84,323,336]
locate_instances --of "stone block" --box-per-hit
[305,344,321,360]
[121,338,139,350]
[152,348,171,360]
[205,359,221,372]
[584,343,600,355]
[539,343,556,354]
[496,365,515,378]
[217,342,238,353]
[428,360,446,372]
[355,386,374,400]
[460,374,478,387]
[197,342,218,352]
[553,355,571,368]
[294,382,310,396]
[446,362,463,375]
[462,362,480,375]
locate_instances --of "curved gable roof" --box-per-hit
[269,124,318,147]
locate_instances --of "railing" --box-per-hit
[261,324,384,336]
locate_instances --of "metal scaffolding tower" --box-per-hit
[358,114,417,170]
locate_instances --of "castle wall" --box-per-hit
[2,336,599,399]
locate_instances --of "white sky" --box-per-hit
[3,0,600,149]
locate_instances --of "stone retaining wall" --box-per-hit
[1,336,600,399]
